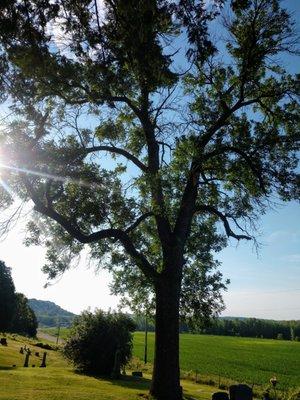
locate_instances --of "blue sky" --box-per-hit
[219,200,300,319]
[0,0,299,320]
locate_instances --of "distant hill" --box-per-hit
[28,299,77,327]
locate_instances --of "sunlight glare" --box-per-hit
[0,164,102,190]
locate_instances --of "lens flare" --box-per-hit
[0,164,102,190]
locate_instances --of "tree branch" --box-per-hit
[82,145,148,172]
[139,85,172,245]
[196,204,252,240]
[125,211,154,234]
[22,177,158,280]
[204,145,266,192]
[173,161,199,244]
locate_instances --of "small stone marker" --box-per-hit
[23,353,30,368]
[35,352,40,357]
[40,352,47,368]
[229,384,253,400]
[0,338,7,346]
[212,392,230,400]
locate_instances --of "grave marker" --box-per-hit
[212,392,230,400]
[23,353,30,367]
[40,352,47,368]
[229,384,253,400]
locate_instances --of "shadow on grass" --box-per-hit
[73,370,150,390]
[0,366,16,370]
[110,376,198,400]
[111,374,151,391]
[73,371,198,399]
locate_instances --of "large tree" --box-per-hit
[0,260,16,332]
[0,1,299,399]
[10,293,38,337]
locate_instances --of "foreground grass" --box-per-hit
[133,332,300,390]
[0,334,216,400]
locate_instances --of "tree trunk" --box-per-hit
[150,273,182,400]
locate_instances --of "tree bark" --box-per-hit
[150,272,182,400]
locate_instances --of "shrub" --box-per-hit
[35,342,57,350]
[62,310,135,377]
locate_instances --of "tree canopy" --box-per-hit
[10,292,38,337]
[0,260,37,336]
[0,260,16,332]
[0,1,299,398]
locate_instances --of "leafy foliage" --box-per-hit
[10,293,38,337]
[62,310,135,376]
[0,260,16,332]
[0,0,299,396]
[0,260,37,336]
[203,318,300,340]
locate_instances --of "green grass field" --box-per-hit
[0,334,216,400]
[41,327,300,390]
[133,333,300,390]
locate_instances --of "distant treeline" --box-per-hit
[133,315,300,340]
[201,318,300,340]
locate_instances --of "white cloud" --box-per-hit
[281,254,300,263]
[267,230,300,244]
[222,289,300,320]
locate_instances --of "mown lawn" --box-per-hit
[133,332,300,390]
[0,334,215,400]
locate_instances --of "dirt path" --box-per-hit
[37,329,65,345]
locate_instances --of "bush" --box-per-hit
[35,342,57,350]
[62,310,135,377]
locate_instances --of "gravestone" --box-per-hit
[0,338,7,346]
[212,392,230,400]
[111,349,121,379]
[229,384,253,400]
[40,352,47,368]
[23,353,30,367]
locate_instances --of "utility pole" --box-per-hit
[56,317,60,345]
[144,314,148,364]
